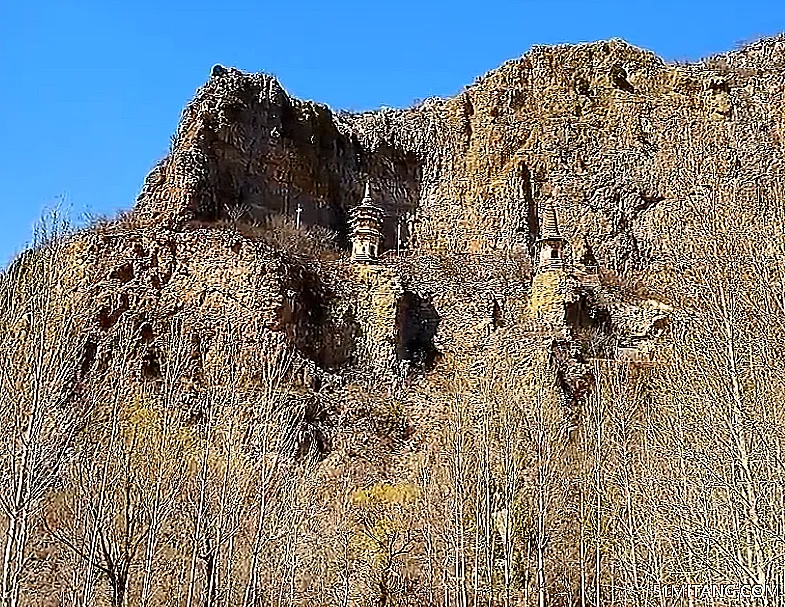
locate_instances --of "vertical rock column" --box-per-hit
[528,269,572,338]
[351,265,405,377]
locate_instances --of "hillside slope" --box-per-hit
[3,36,785,606]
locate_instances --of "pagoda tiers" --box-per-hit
[535,197,566,272]
[350,183,385,263]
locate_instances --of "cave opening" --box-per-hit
[396,292,440,370]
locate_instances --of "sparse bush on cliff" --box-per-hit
[213,212,342,263]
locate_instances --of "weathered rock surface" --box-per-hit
[137,37,785,275]
[73,36,785,433]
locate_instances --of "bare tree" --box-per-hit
[0,215,93,607]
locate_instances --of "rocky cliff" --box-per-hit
[137,36,785,267]
[126,36,785,410]
[127,35,785,391]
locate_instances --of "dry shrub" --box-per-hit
[217,213,343,262]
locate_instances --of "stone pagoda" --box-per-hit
[535,197,566,272]
[350,183,385,263]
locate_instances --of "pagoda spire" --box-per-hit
[539,197,561,240]
[535,195,566,272]
[350,181,385,263]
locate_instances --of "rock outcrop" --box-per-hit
[137,37,785,275]
[122,36,785,413]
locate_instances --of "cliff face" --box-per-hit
[137,37,785,271]
[127,35,785,403]
[134,67,422,248]
[87,34,785,455]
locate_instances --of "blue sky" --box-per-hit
[1,0,783,266]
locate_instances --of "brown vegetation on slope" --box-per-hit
[3,36,785,606]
